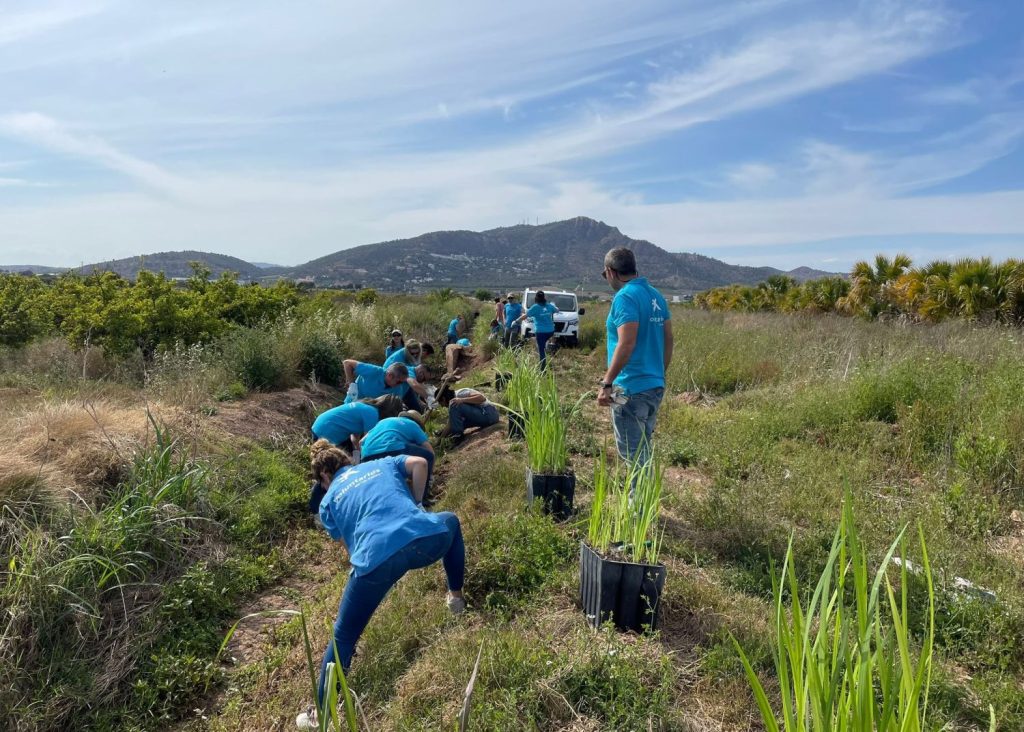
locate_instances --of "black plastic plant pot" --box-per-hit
[494,370,512,392]
[507,412,525,440]
[526,468,575,522]
[579,541,666,633]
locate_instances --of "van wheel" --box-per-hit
[563,336,579,348]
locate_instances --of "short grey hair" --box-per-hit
[386,362,409,380]
[604,247,637,275]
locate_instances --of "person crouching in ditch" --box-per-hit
[436,380,499,444]
[297,440,465,729]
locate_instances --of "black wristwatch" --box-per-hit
[600,382,613,389]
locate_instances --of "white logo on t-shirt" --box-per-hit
[651,299,662,312]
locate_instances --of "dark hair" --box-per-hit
[494,297,501,303]
[437,383,456,406]
[422,343,435,356]
[604,247,637,275]
[363,394,403,418]
[535,291,546,305]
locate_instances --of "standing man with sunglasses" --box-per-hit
[596,247,673,472]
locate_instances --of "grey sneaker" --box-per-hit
[296,707,318,729]
[447,594,466,615]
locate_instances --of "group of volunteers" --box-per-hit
[490,289,560,370]
[295,247,672,728]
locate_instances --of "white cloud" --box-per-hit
[0,0,1021,270]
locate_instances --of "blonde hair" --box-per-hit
[310,438,351,481]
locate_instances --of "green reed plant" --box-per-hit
[219,607,361,731]
[731,495,944,732]
[587,449,663,565]
[524,371,569,475]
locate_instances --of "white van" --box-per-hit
[518,288,585,347]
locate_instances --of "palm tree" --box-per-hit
[838,254,912,318]
[949,258,1000,320]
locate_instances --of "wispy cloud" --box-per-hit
[0,0,1021,268]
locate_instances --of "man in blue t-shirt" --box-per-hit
[596,247,674,468]
[342,359,411,404]
[502,294,524,347]
[446,315,464,345]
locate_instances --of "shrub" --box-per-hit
[577,319,604,350]
[355,288,378,305]
[474,288,494,301]
[466,513,575,612]
[222,327,290,391]
[298,331,343,385]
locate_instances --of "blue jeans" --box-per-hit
[535,331,553,371]
[610,387,665,466]
[317,512,464,703]
[448,402,499,435]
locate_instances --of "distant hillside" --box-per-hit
[15,218,839,292]
[0,264,69,275]
[78,251,267,280]
[286,217,837,294]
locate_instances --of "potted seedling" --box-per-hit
[523,371,575,521]
[580,451,666,633]
[502,356,539,440]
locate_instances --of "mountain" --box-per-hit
[0,264,68,275]
[286,217,839,294]
[77,251,268,280]
[17,218,839,293]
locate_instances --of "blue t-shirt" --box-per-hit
[360,416,429,458]
[606,277,670,395]
[383,346,420,369]
[319,456,448,576]
[503,302,523,329]
[345,362,410,403]
[456,338,471,347]
[312,403,379,445]
[448,318,460,337]
[384,344,401,358]
[526,302,558,334]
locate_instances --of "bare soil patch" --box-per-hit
[210,384,340,443]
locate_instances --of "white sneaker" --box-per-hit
[447,594,466,615]
[295,707,318,729]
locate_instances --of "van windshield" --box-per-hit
[525,292,577,311]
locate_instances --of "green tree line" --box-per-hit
[0,266,299,356]
[696,255,1024,323]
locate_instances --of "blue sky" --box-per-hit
[0,0,1022,270]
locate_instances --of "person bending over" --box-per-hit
[359,411,435,493]
[436,382,499,442]
[342,360,410,404]
[307,395,403,512]
[296,441,464,729]
[446,314,464,345]
[383,340,435,412]
[444,340,474,377]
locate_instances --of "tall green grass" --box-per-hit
[731,497,947,731]
[523,371,569,475]
[587,450,663,565]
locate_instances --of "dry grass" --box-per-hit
[0,399,176,505]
